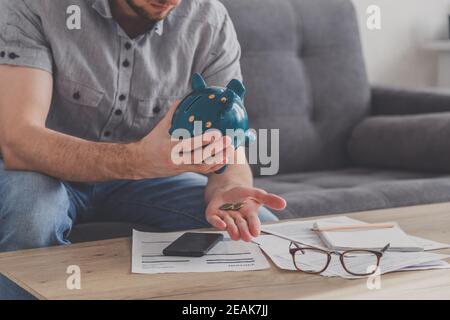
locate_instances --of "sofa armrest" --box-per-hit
[372,86,450,115]
[348,113,450,173]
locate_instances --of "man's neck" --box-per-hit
[109,0,156,39]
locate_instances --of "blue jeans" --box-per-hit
[0,160,278,299]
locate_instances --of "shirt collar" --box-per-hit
[92,0,165,36]
[92,0,113,19]
[154,20,164,36]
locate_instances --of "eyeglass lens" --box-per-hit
[293,248,329,273]
[341,251,380,275]
[293,248,380,275]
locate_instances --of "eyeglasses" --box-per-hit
[289,242,390,276]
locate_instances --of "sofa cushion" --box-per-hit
[221,0,370,175]
[254,167,450,219]
[348,113,450,173]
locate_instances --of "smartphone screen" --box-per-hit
[162,232,224,257]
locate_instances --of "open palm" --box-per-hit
[206,186,287,241]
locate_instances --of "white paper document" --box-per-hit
[254,235,450,279]
[259,216,450,278]
[398,259,450,271]
[132,230,270,274]
[313,221,422,252]
[408,235,450,251]
[261,216,357,249]
[262,216,450,252]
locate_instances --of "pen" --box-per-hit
[311,223,396,232]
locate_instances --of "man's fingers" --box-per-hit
[223,214,240,241]
[231,212,252,242]
[202,136,232,163]
[255,193,287,210]
[244,212,261,238]
[174,130,222,152]
[179,135,233,173]
[235,187,286,211]
[192,136,231,164]
[207,215,227,230]
[203,143,234,166]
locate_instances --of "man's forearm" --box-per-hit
[204,148,253,204]
[2,125,139,182]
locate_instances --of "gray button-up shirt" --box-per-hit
[0,0,242,142]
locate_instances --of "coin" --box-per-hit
[219,202,245,211]
[219,203,235,211]
[232,202,244,211]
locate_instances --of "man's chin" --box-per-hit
[125,0,172,21]
[142,9,174,22]
[152,7,176,20]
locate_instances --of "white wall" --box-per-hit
[351,0,450,89]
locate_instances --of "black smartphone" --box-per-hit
[163,232,224,257]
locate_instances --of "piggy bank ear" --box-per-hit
[192,73,207,91]
[226,79,246,100]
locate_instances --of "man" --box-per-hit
[0,0,286,298]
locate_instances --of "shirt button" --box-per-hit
[0,51,5,58]
[125,42,132,50]
[153,106,161,114]
[104,131,111,137]
[122,60,130,67]
[73,91,81,100]
[115,109,123,116]
[8,52,19,60]
[119,94,126,101]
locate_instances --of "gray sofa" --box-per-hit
[69,0,450,242]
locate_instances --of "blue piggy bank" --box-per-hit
[169,73,255,173]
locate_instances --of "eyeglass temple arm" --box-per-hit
[290,241,300,248]
[381,243,391,253]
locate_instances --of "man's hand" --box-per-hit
[131,100,234,179]
[206,186,287,242]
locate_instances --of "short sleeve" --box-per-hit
[202,10,243,87]
[0,0,53,73]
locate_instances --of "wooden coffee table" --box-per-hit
[1,203,449,300]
